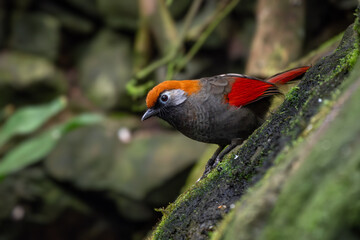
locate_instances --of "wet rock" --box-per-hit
[79,30,132,110]
[9,12,60,60]
[45,117,207,220]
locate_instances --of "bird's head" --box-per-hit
[141,80,200,121]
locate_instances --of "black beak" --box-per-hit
[141,108,159,121]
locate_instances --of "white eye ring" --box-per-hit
[159,89,187,107]
[160,94,169,103]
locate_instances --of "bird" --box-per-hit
[141,66,310,177]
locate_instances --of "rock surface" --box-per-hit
[150,10,360,240]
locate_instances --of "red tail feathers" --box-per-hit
[267,66,310,85]
[226,66,310,107]
[227,78,279,107]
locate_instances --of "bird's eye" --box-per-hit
[160,94,169,103]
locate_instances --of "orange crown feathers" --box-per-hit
[146,80,201,108]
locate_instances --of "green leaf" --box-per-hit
[61,113,104,132]
[0,129,59,177]
[0,97,67,148]
[0,113,103,178]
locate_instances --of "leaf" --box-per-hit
[0,129,59,177]
[61,113,104,132]
[0,97,67,148]
[0,113,103,178]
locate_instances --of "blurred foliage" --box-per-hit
[0,0,358,239]
[0,98,102,179]
[0,97,66,148]
[128,0,240,99]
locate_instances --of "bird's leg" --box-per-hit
[200,139,243,180]
[212,138,244,168]
[200,145,225,180]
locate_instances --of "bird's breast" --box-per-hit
[162,93,259,145]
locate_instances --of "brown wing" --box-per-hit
[199,74,234,101]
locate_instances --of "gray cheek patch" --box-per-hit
[163,89,188,106]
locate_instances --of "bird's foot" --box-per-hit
[199,157,222,181]
[213,157,221,168]
[198,139,243,181]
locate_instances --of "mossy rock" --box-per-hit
[150,7,360,240]
[214,58,360,240]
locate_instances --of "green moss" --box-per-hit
[213,58,360,240]
[285,86,300,101]
[335,45,359,73]
[285,24,359,142]
[151,11,360,239]
[212,17,360,239]
[262,60,360,240]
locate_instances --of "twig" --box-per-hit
[134,0,203,81]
